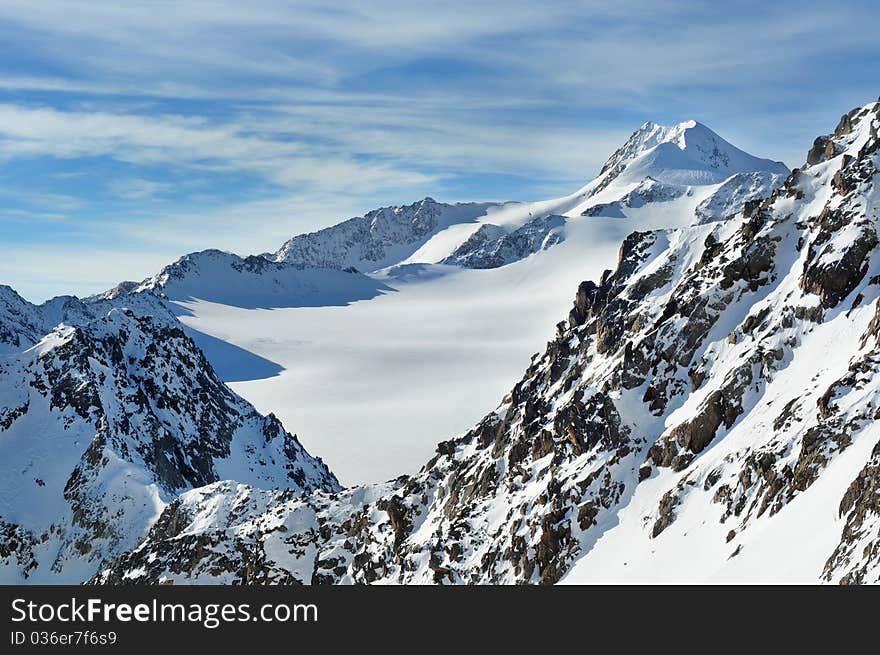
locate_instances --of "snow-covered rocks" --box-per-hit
[441,214,566,269]
[0,286,94,355]
[0,307,338,583]
[96,97,880,585]
[272,197,496,271]
[694,171,787,224]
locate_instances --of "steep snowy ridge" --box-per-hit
[694,170,788,224]
[94,98,880,585]
[0,308,339,583]
[408,120,787,268]
[272,197,498,271]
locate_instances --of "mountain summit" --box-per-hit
[597,119,788,187]
[261,121,790,277]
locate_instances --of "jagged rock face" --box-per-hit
[442,215,566,269]
[94,98,880,585]
[272,198,496,271]
[694,171,786,224]
[826,439,880,584]
[0,309,338,583]
[96,386,638,585]
[0,286,94,355]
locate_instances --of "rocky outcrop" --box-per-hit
[825,440,880,584]
[443,215,566,269]
[0,308,338,583]
[694,171,786,224]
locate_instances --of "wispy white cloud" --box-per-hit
[107,178,174,200]
[0,104,444,193]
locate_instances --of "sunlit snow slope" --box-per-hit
[166,120,786,484]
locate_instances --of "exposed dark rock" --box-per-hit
[651,488,680,538]
[801,224,877,308]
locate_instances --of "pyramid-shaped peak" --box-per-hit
[598,119,788,184]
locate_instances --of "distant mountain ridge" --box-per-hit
[0,119,787,327]
[271,197,497,271]
[265,120,788,274]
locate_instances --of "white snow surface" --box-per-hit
[166,119,787,484]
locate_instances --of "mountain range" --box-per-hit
[4,100,880,584]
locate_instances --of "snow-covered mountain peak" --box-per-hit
[603,119,699,171]
[0,286,95,355]
[594,119,788,192]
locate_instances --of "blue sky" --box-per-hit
[1,0,878,301]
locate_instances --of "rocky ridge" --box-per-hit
[0,307,338,583]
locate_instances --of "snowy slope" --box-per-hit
[97,98,880,586]
[169,120,787,483]
[131,249,392,309]
[80,250,395,382]
[0,307,339,583]
[694,171,788,224]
